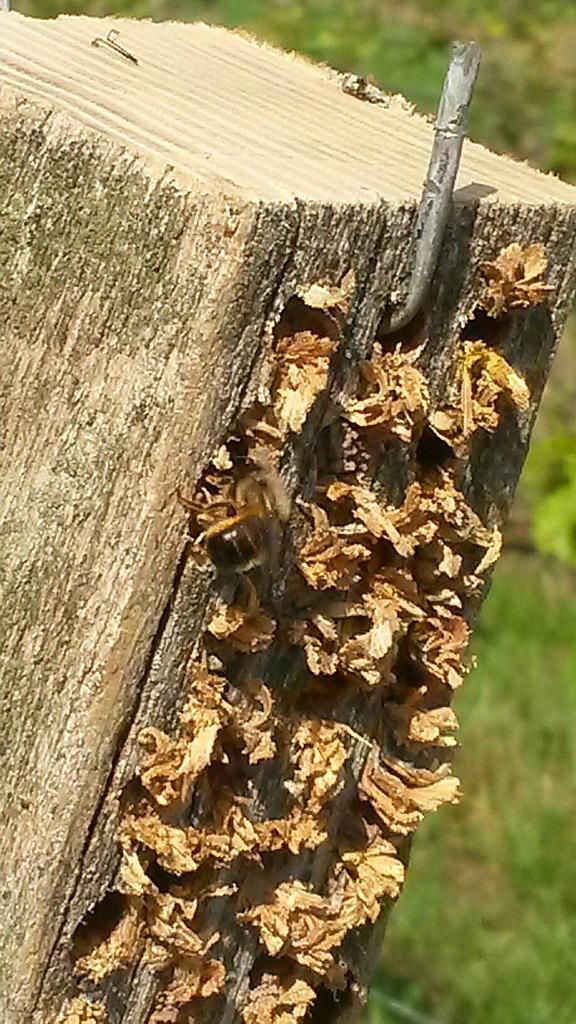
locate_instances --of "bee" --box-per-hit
[180,455,290,575]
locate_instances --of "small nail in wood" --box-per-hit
[91,29,139,66]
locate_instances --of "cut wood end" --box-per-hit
[1,11,576,206]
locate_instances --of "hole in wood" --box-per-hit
[273,295,340,344]
[415,425,454,470]
[72,890,127,965]
[293,672,355,718]
[461,306,513,346]
[375,303,429,353]
[389,632,426,694]
[305,982,356,1022]
[315,414,346,478]
[144,859,189,893]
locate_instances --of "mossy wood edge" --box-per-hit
[1,14,576,1024]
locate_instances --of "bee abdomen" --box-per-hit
[206,515,268,572]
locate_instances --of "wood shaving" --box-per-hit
[242,973,316,1024]
[147,1009,180,1024]
[298,503,372,590]
[427,408,466,456]
[239,879,348,975]
[207,803,262,864]
[387,705,459,748]
[360,754,460,836]
[418,470,495,549]
[75,898,144,981]
[480,242,553,316]
[344,573,422,684]
[343,345,429,441]
[414,538,463,587]
[475,525,503,575]
[333,832,405,920]
[337,629,395,687]
[144,891,219,971]
[408,775,461,813]
[138,724,221,807]
[298,269,355,314]
[154,956,225,1007]
[257,808,327,855]
[240,407,284,463]
[433,329,532,445]
[180,666,229,733]
[121,814,205,874]
[228,679,277,763]
[326,480,411,544]
[118,847,157,897]
[274,331,336,432]
[289,616,341,676]
[123,796,328,873]
[121,804,263,873]
[380,753,453,788]
[211,444,234,471]
[132,667,231,807]
[242,830,405,977]
[410,611,470,689]
[56,997,107,1024]
[461,340,530,436]
[287,720,348,812]
[208,600,276,652]
[327,480,438,558]
[291,570,424,687]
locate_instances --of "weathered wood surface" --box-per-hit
[1,13,576,1024]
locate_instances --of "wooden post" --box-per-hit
[1,13,575,1024]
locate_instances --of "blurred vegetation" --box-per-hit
[366,559,576,1024]
[522,433,576,565]
[14,0,576,1020]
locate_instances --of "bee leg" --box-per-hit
[295,495,316,519]
[180,526,207,552]
[268,517,282,579]
[176,487,198,512]
[268,472,291,524]
[267,517,291,609]
[186,546,212,572]
[235,575,259,612]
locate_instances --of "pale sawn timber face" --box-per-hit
[1,13,576,206]
[1,13,576,1024]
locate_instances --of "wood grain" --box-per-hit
[1,13,575,205]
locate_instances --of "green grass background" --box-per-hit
[13,1,576,1020]
[367,558,576,1024]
